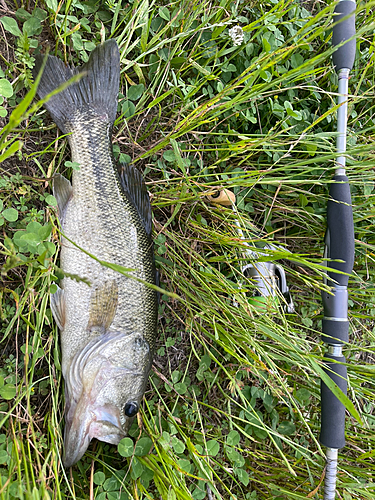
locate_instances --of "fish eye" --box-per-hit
[124,401,139,418]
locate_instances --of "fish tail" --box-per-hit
[33,40,120,133]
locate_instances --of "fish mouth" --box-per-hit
[63,398,126,468]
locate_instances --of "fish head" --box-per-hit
[63,331,152,467]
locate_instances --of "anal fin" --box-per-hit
[51,285,66,330]
[53,173,73,223]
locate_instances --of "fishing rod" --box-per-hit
[207,188,294,313]
[320,1,355,498]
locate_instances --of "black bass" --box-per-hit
[34,40,158,467]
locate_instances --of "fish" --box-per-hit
[33,40,158,467]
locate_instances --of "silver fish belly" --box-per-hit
[34,40,157,467]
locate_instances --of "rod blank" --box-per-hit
[324,448,339,500]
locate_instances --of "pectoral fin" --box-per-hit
[51,285,66,330]
[87,280,118,331]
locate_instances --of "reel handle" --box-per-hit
[206,189,236,206]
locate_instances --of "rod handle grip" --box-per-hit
[332,1,356,71]
[326,176,354,286]
[320,355,347,449]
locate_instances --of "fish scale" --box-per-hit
[34,39,158,467]
[61,117,155,360]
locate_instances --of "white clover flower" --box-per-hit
[229,25,244,46]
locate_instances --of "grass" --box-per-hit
[0,0,375,499]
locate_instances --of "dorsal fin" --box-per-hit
[118,163,152,238]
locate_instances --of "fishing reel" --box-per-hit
[206,188,295,314]
[242,259,294,314]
